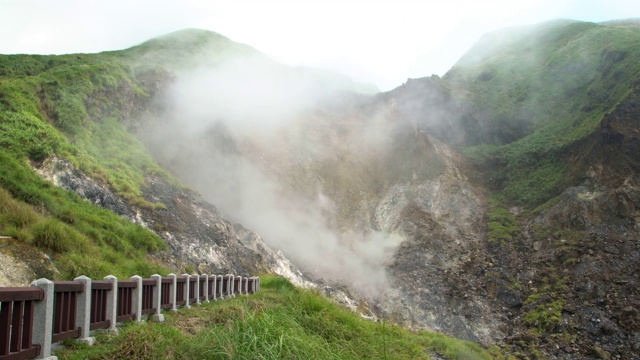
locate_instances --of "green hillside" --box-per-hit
[56,276,501,360]
[0,28,284,278]
[0,53,168,278]
[447,19,640,206]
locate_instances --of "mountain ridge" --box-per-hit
[0,19,639,358]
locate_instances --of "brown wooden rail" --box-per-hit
[207,277,215,299]
[116,280,136,323]
[0,274,259,360]
[175,277,186,306]
[51,281,83,343]
[160,277,172,310]
[0,288,42,360]
[140,279,156,316]
[89,281,112,331]
[199,277,206,301]
[188,277,196,304]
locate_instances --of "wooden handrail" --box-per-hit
[0,274,259,360]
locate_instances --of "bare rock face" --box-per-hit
[0,237,58,286]
[370,138,502,344]
[511,185,640,356]
[31,156,307,283]
[34,156,134,220]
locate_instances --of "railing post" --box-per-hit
[104,275,118,334]
[30,279,57,360]
[130,275,143,323]
[168,273,177,312]
[31,278,58,360]
[182,274,190,309]
[256,277,260,292]
[192,274,200,306]
[150,274,164,322]
[229,274,235,297]
[202,274,209,303]
[73,276,95,346]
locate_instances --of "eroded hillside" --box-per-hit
[1,20,639,359]
[139,20,640,358]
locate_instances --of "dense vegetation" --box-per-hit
[0,49,177,277]
[56,276,503,360]
[451,19,640,207]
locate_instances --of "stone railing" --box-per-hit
[0,273,260,360]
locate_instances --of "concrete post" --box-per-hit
[168,273,177,312]
[256,276,260,292]
[150,274,165,322]
[130,275,143,322]
[243,277,248,295]
[217,275,223,299]
[237,276,243,295]
[73,276,95,346]
[182,273,191,309]
[201,274,209,303]
[192,274,200,306]
[104,275,118,333]
[30,278,57,360]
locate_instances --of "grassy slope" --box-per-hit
[0,29,257,278]
[448,20,640,207]
[56,276,503,360]
[0,52,172,278]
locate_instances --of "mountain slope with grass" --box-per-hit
[0,29,318,283]
[55,276,500,360]
[420,19,640,357]
[447,19,640,206]
[1,20,639,359]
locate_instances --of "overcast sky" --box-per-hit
[0,0,638,90]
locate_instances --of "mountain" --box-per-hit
[1,21,639,359]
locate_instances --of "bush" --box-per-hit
[31,218,88,254]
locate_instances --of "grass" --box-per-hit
[0,149,167,279]
[486,205,519,246]
[0,50,176,208]
[0,35,201,277]
[55,276,501,360]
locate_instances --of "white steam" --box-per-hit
[145,57,402,297]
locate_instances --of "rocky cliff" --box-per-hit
[31,156,308,285]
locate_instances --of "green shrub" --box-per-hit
[51,91,88,134]
[487,206,519,244]
[31,218,89,254]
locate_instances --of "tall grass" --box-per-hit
[0,149,167,279]
[56,276,499,360]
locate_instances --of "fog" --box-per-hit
[143,56,404,297]
[3,1,637,90]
